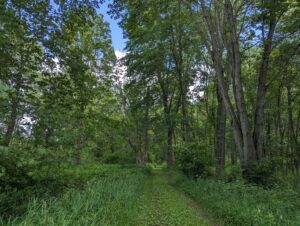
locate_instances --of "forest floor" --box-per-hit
[129,169,220,226]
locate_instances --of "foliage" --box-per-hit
[174,143,214,178]
[0,163,147,224]
[224,164,243,182]
[102,150,135,165]
[0,0,300,224]
[242,158,281,188]
[0,145,71,189]
[172,171,300,226]
[5,167,146,226]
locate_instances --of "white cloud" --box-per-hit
[115,50,126,60]
[112,51,127,87]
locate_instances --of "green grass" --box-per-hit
[7,163,299,226]
[128,170,210,226]
[171,171,300,226]
[0,164,147,225]
[6,173,145,226]
[2,167,212,226]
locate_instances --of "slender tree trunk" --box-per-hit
[166,126,174,168]
[231,142,237,165]
[2,96,18,146]
[180,85,190,142]
[158,72,177,168]
[287,77,299,169]
[215,86,226,177]
[142,89,150,164]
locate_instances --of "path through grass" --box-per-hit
[4,167,217,226]
[128,170,212,226]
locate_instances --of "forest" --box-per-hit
[0,0,300,225]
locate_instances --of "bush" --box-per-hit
[0,145,72,189]
[143,164,153,175]
[102,150,135,164]
[242,158,280,188]
[225,164,242,182]
[174,143,214,178]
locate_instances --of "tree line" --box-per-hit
[0,0,300,180]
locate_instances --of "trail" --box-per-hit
[129,170,220,226]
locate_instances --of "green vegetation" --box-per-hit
[129,170,210,226]
[1,164,147,225]
[1,0,300,225]
[172,171,300,226]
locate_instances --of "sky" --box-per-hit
[97,1,126,52]
[49,0,126,52]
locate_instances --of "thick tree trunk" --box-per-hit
[253,17,276,159]
[224,0,256,165]
[213,55,244,161]
[215,87,226,177]
[199,0,244,161]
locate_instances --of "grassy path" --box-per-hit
[128,170,214,226]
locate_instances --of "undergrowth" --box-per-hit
[0,164,148,225]
[172,171,300,226]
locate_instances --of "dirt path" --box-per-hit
[129,170,219,226]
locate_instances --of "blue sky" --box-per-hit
[98,1,126,51]
[50,0,126,51]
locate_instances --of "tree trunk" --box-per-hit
[287,76,299,169]
[2,96,18,146]
[215,86,226,177]
[166,126,174,168]
[181,87,190,142]
[142,88,150,164]
[224,0,256,165]
[231,142,237,165]
[199,0,245,160]
[253,16,276,159]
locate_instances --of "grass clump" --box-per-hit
[6,173,145,226]
[172,171,300,226]
[0,164,147,225]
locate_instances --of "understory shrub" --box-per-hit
[175,143,214,178]
[242,158,280,188]
[225,164,242,182]
[0,145,72,189]
[102,150,135,164]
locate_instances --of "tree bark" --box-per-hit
[253,16,276,159]
[215,86,226,177]
[2,96,18,146]
[166,126,174,168]
[199,0,244,160]
[199,0,257,168]
[142,88,150,164]
[287,75,299,168]
[224,0,256,164]
[157,71,178,168]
